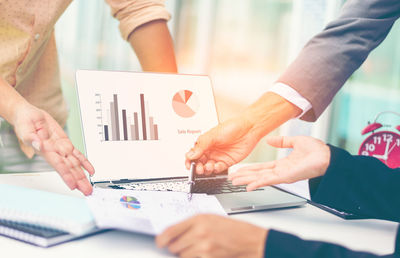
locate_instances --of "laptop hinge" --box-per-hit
[111,178,136,184]
[105,177,188,185]
[91,180,110,186]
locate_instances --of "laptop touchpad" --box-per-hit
[215,187,304,213]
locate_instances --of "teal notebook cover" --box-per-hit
[0,184,95,235]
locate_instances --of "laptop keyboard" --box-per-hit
[193,178,248,194]
[107,177,263,194]
[110,180,190,192]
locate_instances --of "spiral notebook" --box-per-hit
[0,184,100,247]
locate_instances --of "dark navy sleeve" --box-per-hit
[309,145,400,222]
[264,144,400,257]
[264,228,400,258]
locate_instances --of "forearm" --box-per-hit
[128,19,177,73]
[278,0,400,121]
[243,92,302,140]
[0,77,29,124]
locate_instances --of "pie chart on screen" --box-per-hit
[172,90,199,118]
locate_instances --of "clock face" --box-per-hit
[359,131,400,169]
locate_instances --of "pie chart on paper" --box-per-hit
[172,90,199,118]
[120,196,141,210]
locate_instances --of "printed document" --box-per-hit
[86,188,226,235]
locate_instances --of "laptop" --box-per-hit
[75,70,305,214]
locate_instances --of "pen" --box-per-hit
[187,162,196,201]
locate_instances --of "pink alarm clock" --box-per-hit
[359,111,400,169]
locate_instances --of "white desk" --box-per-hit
[0,172,397,258]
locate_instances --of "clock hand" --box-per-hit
[382,139,392,160]
[373,140,391,161]
[387,141,397,156]
[373,154,386,160]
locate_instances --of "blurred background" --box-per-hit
[55,0,400,164]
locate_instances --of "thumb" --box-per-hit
[15,121,44,152]
[266,135,295,149]
[21,132,42,152]
[186,133,214,160]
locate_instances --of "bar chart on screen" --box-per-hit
[95,93,160,142]
[76,71,220,181]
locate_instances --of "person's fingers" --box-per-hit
[68,164,92,196]
[194,156,209,175]
[165,226,200,255]
[230,166,284,191]
[195,162,204,175]
[185,147,199,161]
[231,173,260,186]
[45,152,77,190]
[239,161,276,172]
[45,150,92,195]
[67,154,81,169]
[55,139,74,157]
[266,135,296,149]
[179,242,214,258]
[185,148,195,160]
[31,139,42,152]
[65,157,93,195]
[246,175,281,191]
[63,155,74,169]
[24,133,42,152]
[179,247,198,258]
[73,149,95,175]
[204,160,215,175]
[185,158,191,170]
[229,169,260,182]
[156,217,196,248]
[229,170,257,180]
[62,173,77,190]
[67,156,88,181]
[44,136,95,177]
[16,122,43,152]
[56,167,77,190]
[76,176,93,196]
[186,132,215,161]
[214,161,228,173]
[228,162,276,180]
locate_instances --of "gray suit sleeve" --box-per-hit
[278,0,400,122]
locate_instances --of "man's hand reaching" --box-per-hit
[185,92,303,176]
[185,114,262,175]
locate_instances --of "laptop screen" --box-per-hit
[76,70,219,182]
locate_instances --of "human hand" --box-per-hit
[185,92,302,176]
[12,103,95,195]
[185,115,262,175]
[156,214,267,258]
[229,136,330,191]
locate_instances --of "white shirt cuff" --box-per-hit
[267,83,312,118]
